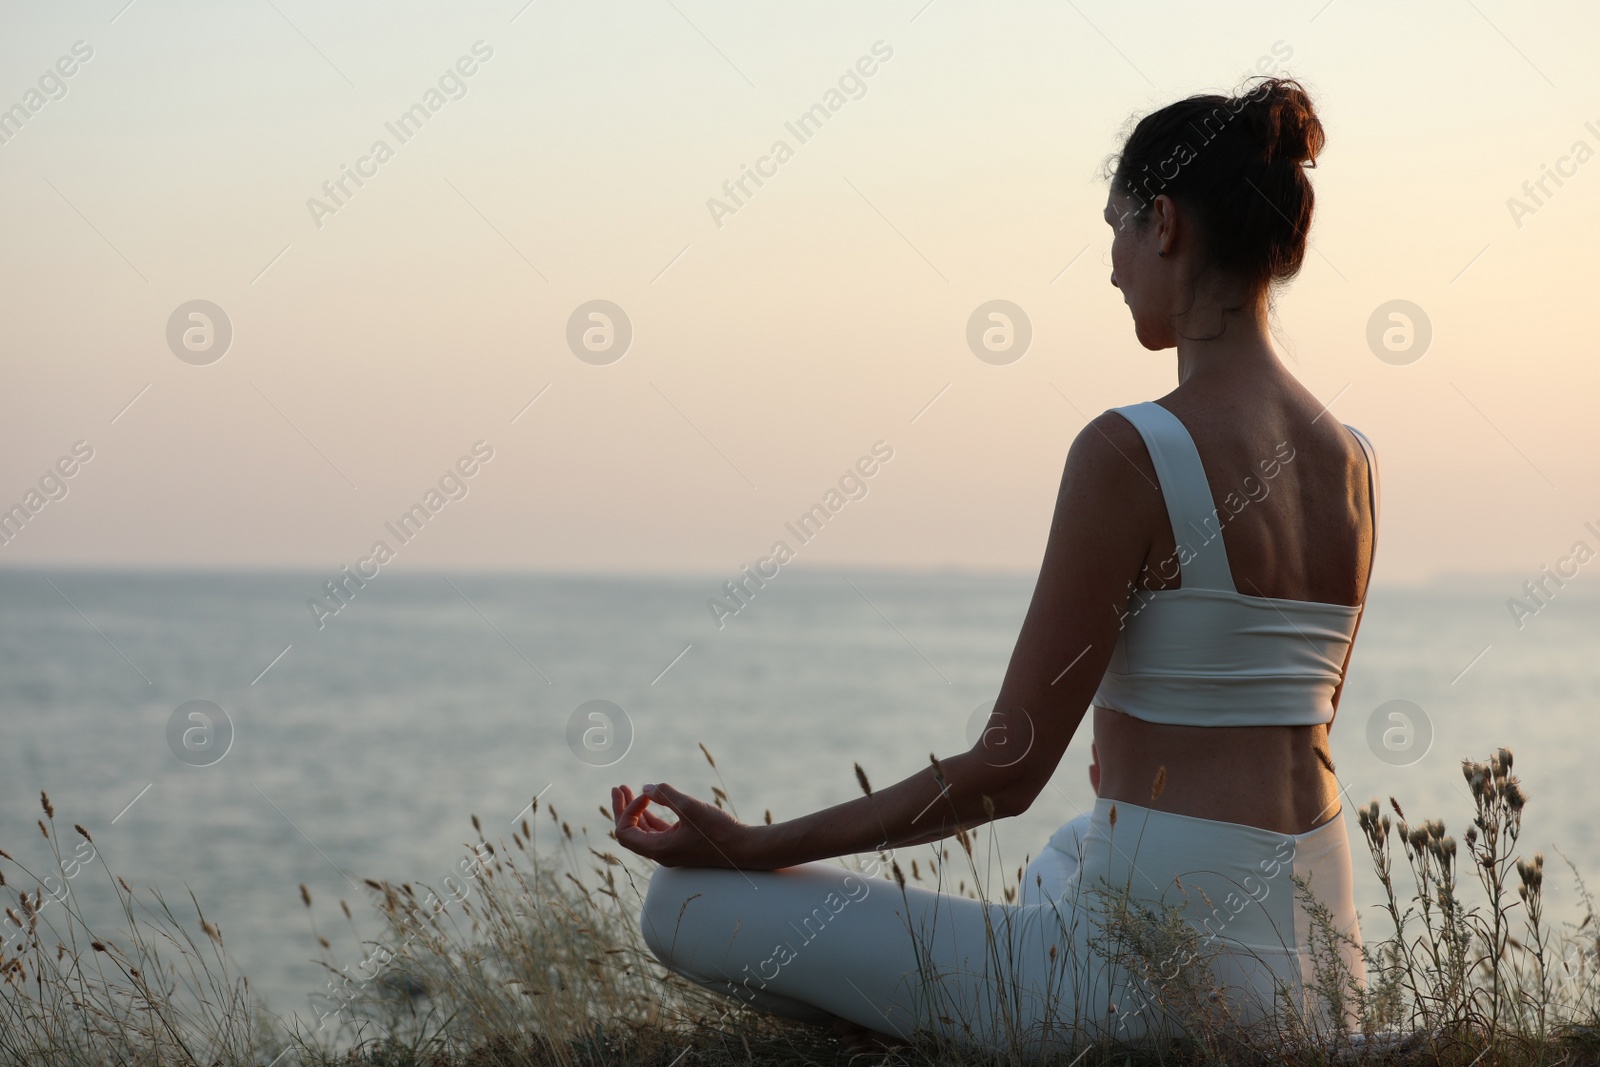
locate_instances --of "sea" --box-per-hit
[1,568,1596,1028]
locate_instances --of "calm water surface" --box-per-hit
[1,568,1594,1024]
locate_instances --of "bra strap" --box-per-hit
[1114,402,1237,593]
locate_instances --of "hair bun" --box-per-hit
[1238,77,1324,167]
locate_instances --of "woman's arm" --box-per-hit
[1325,436,1380,734]
[613,412,1152,869]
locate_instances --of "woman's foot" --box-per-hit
[828,1014,909,1059]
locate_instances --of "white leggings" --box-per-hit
[639,798,1367,1054]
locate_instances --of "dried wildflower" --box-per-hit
[891,861,906,889]
[340,899,352,920]
[74,824,91,842]
[929,753,949,786]
[299,884,312,908]
[1390,796,1406,820]
[982,795,996,819]
[854,762,873,796]
[1109,803,1118,830]
[37,820,48,840]
[763,809,773,825]
[1150,765,1167,803]
[699,742,717,768]
[471,814,481,832]
[1517,853,1545,892]
[39,792,53,818]
[91,941,106,952]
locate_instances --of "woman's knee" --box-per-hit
[639,864,695,965]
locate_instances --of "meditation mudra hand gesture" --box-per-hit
[610,782,753,869]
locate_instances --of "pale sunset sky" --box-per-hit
[1,0,1596,585]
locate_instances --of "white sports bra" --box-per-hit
[1090,401,1380,728]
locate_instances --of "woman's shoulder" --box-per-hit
[1062,407,1165,505]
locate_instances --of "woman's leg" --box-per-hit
[1020,811,1096,908]
[639,859,1129,1055]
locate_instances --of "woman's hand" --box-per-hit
[610,783,762,869]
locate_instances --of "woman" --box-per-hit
[610,75,1377,1055]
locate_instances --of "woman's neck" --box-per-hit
[1173,302,1282,387]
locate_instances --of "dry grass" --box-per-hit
[4,746,1599,1066]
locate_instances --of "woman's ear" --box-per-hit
[1151,194,1177,258]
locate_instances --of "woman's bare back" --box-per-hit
[1092,375,1377,835]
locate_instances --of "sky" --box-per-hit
[1,0,1596,585]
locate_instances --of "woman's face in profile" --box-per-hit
[1104,188,1176,351]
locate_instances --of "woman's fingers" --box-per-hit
[620,793,650,825]
[612,785,678,841]
[612,788,649,831]
[644,782,696,815]
[611,781,731,866]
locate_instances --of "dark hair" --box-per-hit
[1103,76,1325,299]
